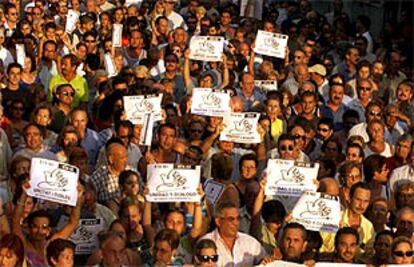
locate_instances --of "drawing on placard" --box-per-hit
[200,40,215,54]
[299,198,332,220]
[265,36,280,48]
[132,99,154,115]
[229,118,253,134]
[71,225,94,243]
[200,92,221,107]
[156,169,187,191]
[37,168,68,191]
[275,166,305,185]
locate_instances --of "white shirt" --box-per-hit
[348,122,392,143]
[201,229,266,267]
[167,11,188,30]
[388,164,414,194]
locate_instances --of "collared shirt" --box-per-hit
[48,74,89,108]
[201,229,266,267]
[236,88,266,112]
[349,122,393,143]
[347,99,367,122]
[388,163,414,194]
[319,103,349,131]
[89,165,121,203]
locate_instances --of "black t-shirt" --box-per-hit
[1,86,27,114]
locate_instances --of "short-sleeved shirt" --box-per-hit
[48,74,89,108]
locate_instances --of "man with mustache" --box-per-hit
[320,227,360,263]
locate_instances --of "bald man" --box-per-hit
[318,177,340,196]
[231,95,244,112]
[90,142,128,205]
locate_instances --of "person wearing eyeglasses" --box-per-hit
[390,236,414,265]
[49,84,74,133]
[289,125,311,163]
[4,3,19,37]
[193,239,218,267]
[268,133,301,162]
[347,78,373,122]
[338,161,363,209]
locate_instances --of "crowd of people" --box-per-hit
[0,0,412,266]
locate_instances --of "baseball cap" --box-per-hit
[308,64,327,77]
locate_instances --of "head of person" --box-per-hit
[262,200,286,234]
[318,177,340,196]
[119,198,141,232]
[322,139,343,160]
[395,207,414,239]
[373,230,394,264]
[31,104,53,127]
[396,79,414,103]
[106,143,128,173]
[68,147,89,177]
[328,81,345,106]
[27,209,52,241]
[115,120,133,146]
[0,234,24,267]
[23,123,44,151]
[280,223,308,262]
[384,104,401,129]
[391,236,414,265]
[300,91,317,116]
[118,170,140,197]
[157,123,177,151]
[367,118,385,143]
[54,83,75,106]
[367,198,390,229]
[334,227,359,263]
[365,101,383,122]
[187,120,205,141]
[98,231,127,267]
[342,109,360,132]
[239,153,257,181]
[194,239,218,267]
[395,134,413,161]
[339,161,362,190]
[46,239,75,267]
[183,145,203,166]
[164,53,179,72]
[277,134,299,160]
[61,54,79,78]
[354,36,368,56]
[395,182,414,210]
[211,152,233,182]
[266,91,283,121]
[289,125,307,151]
[349,182,371,215]
[240,72,255,96]
[317,118,333,141]
[7,63,22,87]
[345,143,364,163]
[153,229,180,265]
[356,78,372,101]
[57,125,81,150]
[345,47,360,66]
[164,209,186,236]
[363,154,389,184]
[294,64,309,83]
[293,49,306,65]
[214,202,240,239]
[70,108,88,134]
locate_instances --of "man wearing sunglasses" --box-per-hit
[347,78,373,122]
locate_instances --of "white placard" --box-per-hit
[204,179,225,206]
[112,24,123,47]
[189,36,224,62]
[70,218,104,254]
[191,88,231,117]
[265,159,319,197]
[255,80,278,92]
[220,112,261,144]
[256,261,305,267]
[65,9,80,34]
[125,0,142,6]
[139,113,154,146]
[27,158,79,206]
[104,53,117,77]
[123,94,163,125]
[254,30,288,59]
[16,44,25,68]
[315,264,366,267]
[292,191,341,233]
[146,164,201,202]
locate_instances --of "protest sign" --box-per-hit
[256,261,305,267]
[254,30,289,58]
[255,80,278,92]
[191,88,231,117]
[16,44,26,68]
[112,24,123,47]
[65,9,79,34]
[70,218,104,254]
[27,158,79,206]
[292,191,341,232]
[124,94,163,124]
[204,180,225,206]
[146,164,201,202]
[220,112,261,144]
[315,264,366,267]
[104,53,117,77]
[265,159,319,197]
[189,36,224,62]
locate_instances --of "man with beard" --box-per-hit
[320,227,360,263]
[201,202,266,266]
[261,223,308,264]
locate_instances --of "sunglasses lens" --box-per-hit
[200,255,219,262]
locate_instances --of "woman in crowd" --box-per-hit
[0,234,25,267]
[390,236,414,264]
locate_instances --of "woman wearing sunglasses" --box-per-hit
[390,236,414,264]
[194,239,218,267]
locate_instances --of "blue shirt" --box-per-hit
[82,128,105,172]
[236,88,266,111]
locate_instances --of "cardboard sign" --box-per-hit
[189,36,224,62]
[292,191,341,232]
[191,88,231,117]
[112,24,123,47]
[70,218,104,254]
[204,180,225,206]
[65,9,79,34]
[265,159,319,197]
[146,164,201,202]
[255,80,278,92]
[104,53,117,77]
[220,112,261,144]
[257,261,305,267]
[16,44,26,68]
[28,158,79,206]
[123,94,163,124]
[254,30,288,58]
[315,264,366,267]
